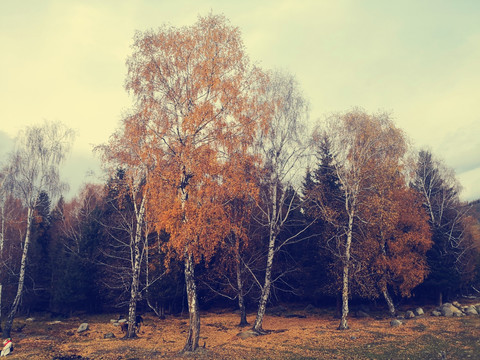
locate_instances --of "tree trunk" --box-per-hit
[338,259,350,330]
[438,291,443,307]
[252,231,275,333]
[383,289,396,317]
[236,252,248,327]
[182,253,200,352]
[126,197,145,338]
[126,286,138,338]
[253,182,278,333]
[126,237,141,338]
[0,204,4,332]
[3,207,33,338]
[338,211,353,331]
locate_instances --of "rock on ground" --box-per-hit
[440,303,463,317]
[405,311,415,319]
[390,319,402,327]
[465,306,478,315]
[414,307,424,316]
[452,301,461,308]
[77,323,89,333]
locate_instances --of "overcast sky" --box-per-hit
[1,0,479,201]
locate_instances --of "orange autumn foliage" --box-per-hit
[362,185,432,297]
[353,117,432,298]
[314,110,432,306]
[124,13,269,264]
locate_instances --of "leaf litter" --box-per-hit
[6,309,480,359]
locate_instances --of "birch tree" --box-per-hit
[123,14,268,351]
[411,150,476,304]
[360,175,432,316]
[2,121,74,338]
[97,111,152,338]
[0,167,14,332]
[252,70,309,333]
[313,109,409,330]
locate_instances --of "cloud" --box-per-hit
[1,0,479,201]
[61,148,102,201]
[457,167,480,202]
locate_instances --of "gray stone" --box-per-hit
[465,306,478,315]
[441,307,453,317]
[48,320,62,325]
[390,319,402,327]
[77,323,89,333]
[414,307,424,316]
[452,301,461,308]
[405,310,415,319]
[431,310,442,317]
[104,332,115,339]
[441,303,463,317]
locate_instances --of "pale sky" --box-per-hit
[1,0,479,201]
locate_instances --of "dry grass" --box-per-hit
[6,308,480,359]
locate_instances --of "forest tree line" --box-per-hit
[1,14,479,351]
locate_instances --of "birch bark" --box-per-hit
[3,207,33,338]
[126,196,146,338]
[183,253,200,352]
[252,182,278,333]
[338,206,353,330]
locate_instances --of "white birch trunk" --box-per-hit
[383,289,396,317]
[252,239,275,333]
[380,238,396,317]
[126,197,146,338]
[338,208,353,330]
[183,253,200,352]
[3,207,33,338]
[0,203,4,331]
[179,171,200,352]
[253,182,278,333]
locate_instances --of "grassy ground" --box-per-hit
[4,306,480,359]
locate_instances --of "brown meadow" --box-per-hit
[7,307,480,359]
